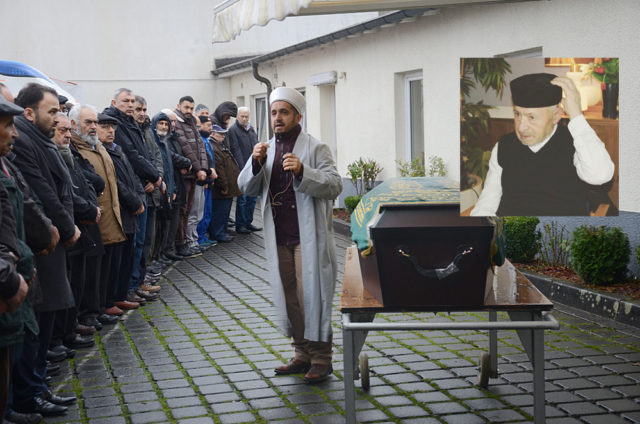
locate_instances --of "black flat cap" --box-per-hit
[0,96,24,117]
[97,113,118,125]
[58,94,68,105]
[510,73,562,108]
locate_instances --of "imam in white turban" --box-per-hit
[269,86,305,115]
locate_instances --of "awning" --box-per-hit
[212,0,528,43]
[213,0,313,43]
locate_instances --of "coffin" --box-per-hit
[359,203,495,309]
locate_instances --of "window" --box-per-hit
[254,95,268,142]
[297,88,307,133]
[405,73,424,162]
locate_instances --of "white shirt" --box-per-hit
[470,114,615,216]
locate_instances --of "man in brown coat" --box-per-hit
[209,124,241,243]
[69,105,128,328]
[173,96,209,257]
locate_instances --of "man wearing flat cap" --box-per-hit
[471,74,614,216]
[238,86,342,383]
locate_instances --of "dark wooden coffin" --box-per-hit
[359,203,495,309]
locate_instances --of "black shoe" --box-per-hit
[135,289,159,301]
[79,316,102,331]
[246,224,262,232]
[218,235,234,243]
[49,344,75,360]
[46,349,67,363]
[64,334,94,349]
[46,362,60,377]
[177,245,201,259]
[5,410,43,424]
[147,263,163,276]
[15,396,68,416]
[42,389,76,406]
[97,313,118,325]
[236,226,252,235]
[163,251,183,261]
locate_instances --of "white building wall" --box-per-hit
[219,0,640,214]
[1,0,221,113]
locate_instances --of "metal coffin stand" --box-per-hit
[341,246,559,424]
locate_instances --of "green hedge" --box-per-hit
[503,216,540,263]
[570,226,630,285]
[344,195,362,214]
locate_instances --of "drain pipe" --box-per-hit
[252,61,273,139]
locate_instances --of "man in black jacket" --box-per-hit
[103,89,160,304]
[11,83,79,417]
[51,113,101,350]
[228,106,261,234]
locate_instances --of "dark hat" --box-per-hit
[510,73,562,108]
[195,103,209,113]
[211,124,227,133]
[97,112,118,125]
[0,96,24,117]
[58,94,68,105]
[198,115,210,124]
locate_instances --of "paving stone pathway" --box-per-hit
[45,218,640,423]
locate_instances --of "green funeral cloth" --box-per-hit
[349,177,505,266]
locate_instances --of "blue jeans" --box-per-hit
[210,198,233,241]
[235,194,257,228]
[129,197,148,291]
[197,187,213,243]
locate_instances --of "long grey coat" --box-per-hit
[237,130,342,342]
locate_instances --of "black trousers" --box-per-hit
[113,236,135,301]
[100,242,123,310]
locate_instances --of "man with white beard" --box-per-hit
[69,105,129,329]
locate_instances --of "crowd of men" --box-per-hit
[0,82,262,423]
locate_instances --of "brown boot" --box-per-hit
[274,359,311,375]
[304,364,333,383]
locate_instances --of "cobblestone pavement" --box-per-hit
[43,220,640,424]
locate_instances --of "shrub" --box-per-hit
[347,158,383,196]
[503,216,540,263]
[427,155,447,177]
[344,195,362,213]
[570,226,630,285]
[539,221,571,267]
[396,158,425,177]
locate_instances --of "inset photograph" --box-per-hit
[461,57,618,217]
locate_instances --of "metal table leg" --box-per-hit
[508,311,546,424]
[488,311,498,377]
[343,314,356,424]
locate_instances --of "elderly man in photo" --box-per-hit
[470,74,614,216]
[238,87,342,383]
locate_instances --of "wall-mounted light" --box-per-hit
[310,71,337,86]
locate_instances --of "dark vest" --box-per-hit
[497,125,586,216]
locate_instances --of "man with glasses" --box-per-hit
[50,112,100,353]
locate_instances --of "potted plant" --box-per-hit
[460,58,511,190]
[588,57,619,119]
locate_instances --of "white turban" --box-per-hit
[269,86,305,115]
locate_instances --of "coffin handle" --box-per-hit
[395,245,474,280]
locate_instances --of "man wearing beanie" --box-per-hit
[471,74,614,216]
[238,87,342,383]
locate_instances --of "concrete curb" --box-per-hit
[334,217,640,329]
[524,272,640,329]
[333,217,351,238]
